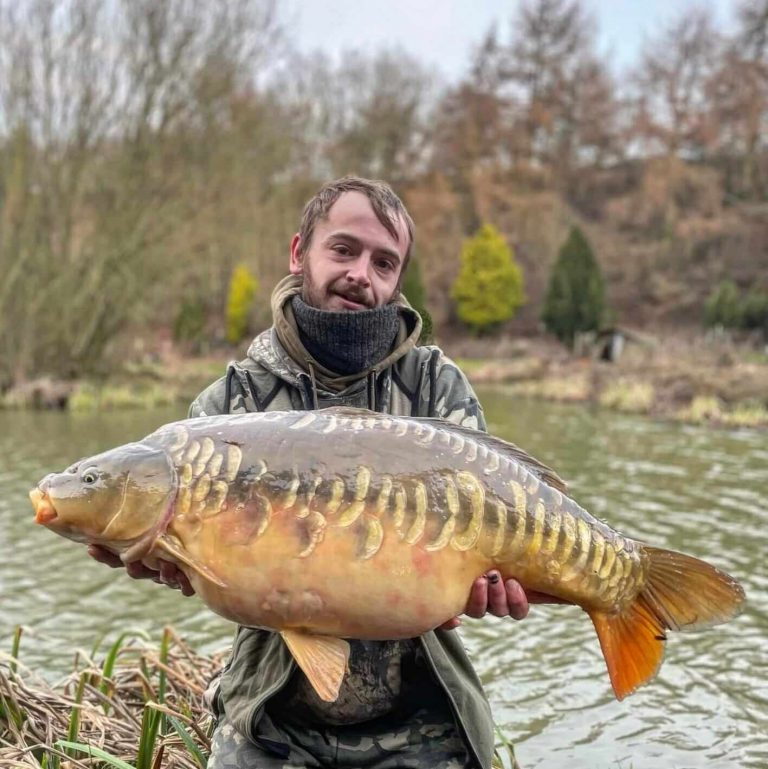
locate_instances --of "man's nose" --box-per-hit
[345,255,372,286]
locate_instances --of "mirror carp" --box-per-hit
[30,407,745,703]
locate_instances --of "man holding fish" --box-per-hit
[90,176,535,768]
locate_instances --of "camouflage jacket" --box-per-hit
[190,275,494,769]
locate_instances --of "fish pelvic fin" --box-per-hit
[589,546,745,701]
[280,630,350,702]
[153,534,227,588]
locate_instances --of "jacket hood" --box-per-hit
[246,274,423,394]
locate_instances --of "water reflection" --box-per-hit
[0,395,765,768]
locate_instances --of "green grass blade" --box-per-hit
[99,631,135,712]
[167,715,208,768]
[157,627,171,705]
[10,626,22,674]
[64,671,88,758]
[136,705,163,769]
[54,740,135,769]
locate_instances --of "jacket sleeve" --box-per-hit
[188,375,229,418]
[429,350,487,432]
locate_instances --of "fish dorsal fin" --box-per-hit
[436,421,569,493]
[280,630,350,702]
[318,407,569,494]
[153,534,227,588]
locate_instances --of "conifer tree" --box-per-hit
[451,224,525,334]
[542,226,606,347]
[401,257,433,343]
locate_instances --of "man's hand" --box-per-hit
[439,571,566,630]
[87,544,195,597]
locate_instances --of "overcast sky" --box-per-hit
[286,0,736,80]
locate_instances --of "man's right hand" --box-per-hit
[87,544,195,597]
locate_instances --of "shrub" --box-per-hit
[173,298,207,346]
[704,280,742,328]
[401,257,433,343]
[541,226,606,348]
[225,265,259,345]
[741,288,768,333]
[451,223,525,335]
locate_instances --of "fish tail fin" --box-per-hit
[588,546,745,700]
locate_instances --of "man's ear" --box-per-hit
[289,234,303,275]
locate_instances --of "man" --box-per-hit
[91,177,537,768]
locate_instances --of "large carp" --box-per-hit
[30,408,744,702]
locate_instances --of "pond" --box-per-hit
[1,390,765,768]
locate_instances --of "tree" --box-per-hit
[451,224,525,334]
[704,280,743,328]
[630,7,720,159]
[225,264,259,345]
[542,225,605,347]
[401,257,433,343]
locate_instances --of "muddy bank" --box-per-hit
[450,334,768,428]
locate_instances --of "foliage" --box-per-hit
[451,224,525,334]
[741,288,768,334]
[225,265,259,345]
[401,258,433,343]
[704,280,743,328]
[704,281,768,335]
[541,226,606,347]
[174,299,208,347]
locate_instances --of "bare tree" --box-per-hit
[630,7,721,159]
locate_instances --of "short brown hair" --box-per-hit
[296,176,415,272]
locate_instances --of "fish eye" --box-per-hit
[81,469,99,485]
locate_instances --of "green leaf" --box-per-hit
[54,741,135,769]
[167,715,209,768]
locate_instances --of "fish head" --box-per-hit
[30,442,175,547]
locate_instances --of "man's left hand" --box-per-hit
[439,571,565,630]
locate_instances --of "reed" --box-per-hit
[0,627,227,768]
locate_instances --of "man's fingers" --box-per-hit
[438,617,462,631]
[464,576,489,618]
[158,561,195,596]
[486,572,509,617]
[125,560,158,580]
[87,544,123,568]
[505,579,530,620]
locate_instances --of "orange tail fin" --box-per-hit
[588,546,745,700]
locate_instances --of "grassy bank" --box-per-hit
[0,627,223,768]
[459,334,768,429]
[3,334,766,429]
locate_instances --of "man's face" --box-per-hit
[289,191,409,311]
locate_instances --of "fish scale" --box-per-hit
[31,406,745,704]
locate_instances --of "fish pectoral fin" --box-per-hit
[154,534,227,588]
[280,630,350,702]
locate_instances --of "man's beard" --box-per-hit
[301,267,372,310]
[300,263,400,310]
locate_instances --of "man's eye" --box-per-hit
[333,245,351,255]
[376,260,394,272]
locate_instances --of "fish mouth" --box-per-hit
[30,488,58,524]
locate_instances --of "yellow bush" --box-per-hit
[451,224,525,334]
[226,265,259,345]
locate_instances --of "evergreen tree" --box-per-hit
[704,280,743,329]
[451,223,525,334]
[542,226,606,347]
[401,257,433,343]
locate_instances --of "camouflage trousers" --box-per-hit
[207,708,478,769]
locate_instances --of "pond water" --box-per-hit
[1,390,765,768]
